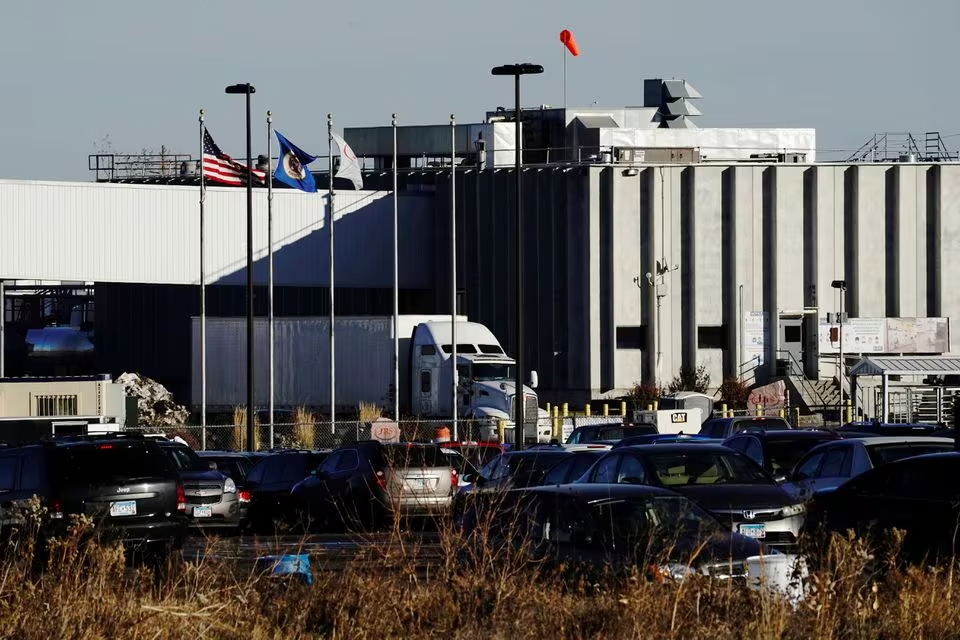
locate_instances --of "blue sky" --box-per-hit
[1,0,956,180]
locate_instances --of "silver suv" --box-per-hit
[158,441,241,530]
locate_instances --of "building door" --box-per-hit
[779,316,804,376]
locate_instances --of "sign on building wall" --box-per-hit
[742,312,768,366]
[818,317,950,354]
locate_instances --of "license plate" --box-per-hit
[738,523,766,539]
[192,505,213,518]
[109,500,137,517]
[406,478,427,490]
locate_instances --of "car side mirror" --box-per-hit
[528,370,539,389]
[208,462,218,470]
[773,474,787,484]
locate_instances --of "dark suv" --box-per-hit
[0,433,187,551]
[699,416,793,439]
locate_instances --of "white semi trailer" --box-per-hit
[191,315,550,442]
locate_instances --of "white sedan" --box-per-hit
[781,436,955,501]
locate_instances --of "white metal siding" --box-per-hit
[0,180,434,287]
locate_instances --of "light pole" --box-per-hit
[831,279,847,421]
[491,62,543,451]
[225,82,256,452]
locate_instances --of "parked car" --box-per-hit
[565,424,657,445]
[245,450,331,533]
[441,447,482,490]
[699,416,793,439]
[291,442,457,531]
[722,429,842,480]
[835,421,941,438]
[575,444,805,548]
[156,441,242,530]
[457,483,768,580]
[0,433,186,554]
[196,450,254,484]
[804,452,960,562]
[782,436,956,501]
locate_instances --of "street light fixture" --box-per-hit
[225,82,256,452]
[491,63,543,452]
[831,279,847,421]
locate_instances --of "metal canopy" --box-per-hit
[849,355,960,378]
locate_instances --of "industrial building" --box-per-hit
[1,79,958,420]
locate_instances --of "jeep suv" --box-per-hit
[156,441,242,530]
[0,433,187,551]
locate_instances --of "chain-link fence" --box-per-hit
[124,416,615,451]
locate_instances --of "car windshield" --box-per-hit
[589,495,724,549]
[472,363,514,381]
[867,443,955,467]
[765,438,834,475]
[383,445,446,468]
[507,453,570,475]
[56,444,172,483]
[645,451,772,486]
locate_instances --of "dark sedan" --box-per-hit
[458,483,766,580]
[804,452,960,563]
[576,444,805,548]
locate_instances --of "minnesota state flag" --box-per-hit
[273,131,318,192]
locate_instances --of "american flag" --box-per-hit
[202,128,265,186]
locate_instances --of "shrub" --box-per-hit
[718,377,752,409]
[628,383,662,409]
[666,364,711,394]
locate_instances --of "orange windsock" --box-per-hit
[559,29,579,56]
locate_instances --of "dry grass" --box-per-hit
[292,406,316,449]
[231,405,261,451]
[3,505,960,640]
[358,401,383,423]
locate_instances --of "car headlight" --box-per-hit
[223,477,237,493]
[781,503,805,517]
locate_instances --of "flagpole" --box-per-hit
[450,114,458,442]
[267,110,275,450]
[563,44,567,111]
[392,114,400,423]
[328,113,336,433]
[199,109,207,450]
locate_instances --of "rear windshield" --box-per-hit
[867,443,955,467]
[507,452,570,474]
[732,418,790,433]
[56,443,173,484]
[765,438,836,475]
[205,457,251,481]
[383,445,446,468]
[163,445,210,472]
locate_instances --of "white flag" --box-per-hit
[330,130,363,190]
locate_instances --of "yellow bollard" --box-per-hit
[546,402,551,415]
[844,401,853,425]
[553,405,560,418]
[497,419,506,443]
[562,402,569,418]
[756,404,763,417]
[552,415,560,439]
[778,407,785,419]
[620,400,627,416]
[653,400,659,411]
[585,404,592,416]
[646,404,653,411]
[603,403,609,417]
[720,403,728,419]
[793,407,801,427]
